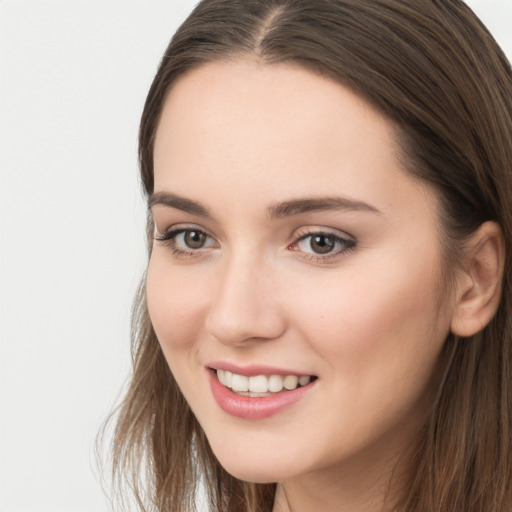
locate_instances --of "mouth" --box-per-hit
[207,366,318,419]
[211,368,318,397]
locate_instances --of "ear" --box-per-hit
[451,221,505,337]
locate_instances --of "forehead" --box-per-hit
[153,59,435,220]
[154,59,390,164]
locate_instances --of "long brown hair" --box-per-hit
[104,1,512,510]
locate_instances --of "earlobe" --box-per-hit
[450,221,505,338]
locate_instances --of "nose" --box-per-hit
[204,252,287,347]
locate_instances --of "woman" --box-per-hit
[108,1,512,510]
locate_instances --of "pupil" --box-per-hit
[185,231,205,249]
[311,235,335,254]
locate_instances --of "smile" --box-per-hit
[216,369,313,396]
[208,367,317,419]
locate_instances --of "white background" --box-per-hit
[1,1,511,511]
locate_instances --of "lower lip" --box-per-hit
[208,369,315,420]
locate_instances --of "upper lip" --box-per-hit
[207,361,316,377]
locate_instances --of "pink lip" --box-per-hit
[207,368,316,420]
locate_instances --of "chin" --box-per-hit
[218,460,282,484]
[207,438,302,484]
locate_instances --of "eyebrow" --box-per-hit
[148,192,211,218]
[267,196,381,219]
[148,191,381,219]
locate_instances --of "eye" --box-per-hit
[299,234,338,254]
[154,227,217,255]
[179,230,209,249]
[290,229,355,260]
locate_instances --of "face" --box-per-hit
[147,60,455,486]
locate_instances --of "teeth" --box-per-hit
[231,374,249,392]
[283,375,299,390]
[268,375,284,392]
[238,391,272,397]
[249,375,268,393]
[216,370,313,394]
[299,376,311,386]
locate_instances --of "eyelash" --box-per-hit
[154,226,356,261]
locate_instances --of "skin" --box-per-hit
[147,60,462,512]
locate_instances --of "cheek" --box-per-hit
[146,255,214,410]
[288,252,449,377]
[146,254,209,350]
[281,256,450,452]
